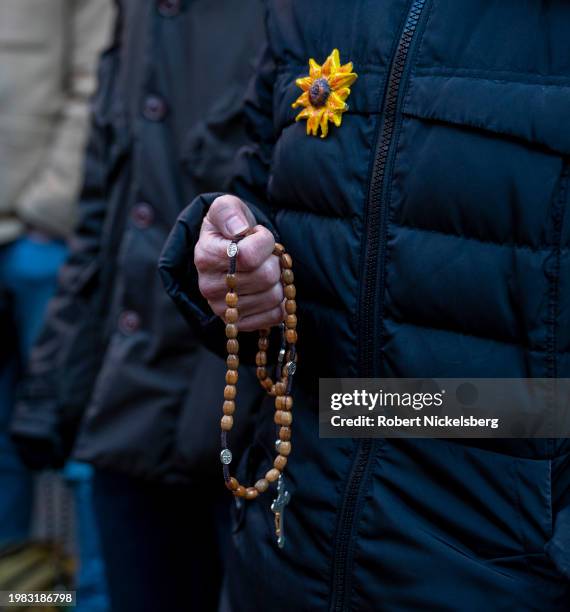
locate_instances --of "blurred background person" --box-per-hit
[12,1,265,610]
[0,2,113,608]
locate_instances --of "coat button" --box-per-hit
[131,202,154,229]
[143,95,167,121]
[158,0,181,17]
[119,310,141,335]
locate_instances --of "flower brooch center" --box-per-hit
[308,78,331,108]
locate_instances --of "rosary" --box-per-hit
[219,236,297,548]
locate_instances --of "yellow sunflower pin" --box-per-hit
[292,49,358,139]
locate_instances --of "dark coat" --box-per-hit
[160,0,570,608]
[11,0,265,484]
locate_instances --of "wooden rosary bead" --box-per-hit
[226,273,237,289]
[284,285,296,299]
[285,329,298,344]
[225,292,238,307]
[227,339,239,354]
[225,308,239,323]
[275,395,293,411]
[227,354,239,369]
[256,367,268,381]
[245,487,259,500]
[226,477,239,491]
[275,382,286,396]
[261,378,274,391]
[273,243,286,256]
[225,370,238,385]
[278,441,291,456]
[265,468,281,483]
[223,400,235,415]
[235,485,247,498]
[256,351,267,366]
[285,299,297,314]
[282,269,294,285]
[255,478,269,493]
[226,324,238,339]
[279,426,292,441]
[281,253,293,269]
[224,385,236,400]
[275,410,293,426]
[258,337,269,351]
[285,314,297,329]
[221,415,233,431]
[274,455,288,470]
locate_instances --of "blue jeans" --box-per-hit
[64,462,110,612]
[0,235,68,545]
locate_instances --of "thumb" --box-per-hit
[207,195,257,239]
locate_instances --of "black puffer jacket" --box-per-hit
[11,0,265,484]
[161,1,570,609]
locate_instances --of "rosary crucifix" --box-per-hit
[271,475,291,548]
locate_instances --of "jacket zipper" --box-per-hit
[330,2,429,610]
[329,438,374,612]
[360,0,428,377]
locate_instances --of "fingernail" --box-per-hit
[226,215,249,237]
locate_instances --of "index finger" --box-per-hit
[197,223,276,273]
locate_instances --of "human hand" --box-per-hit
[195,195,284,331]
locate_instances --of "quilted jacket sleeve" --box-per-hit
[159,41,279,356]
[10,32,121,469]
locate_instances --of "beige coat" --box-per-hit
[0,0,114,243]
